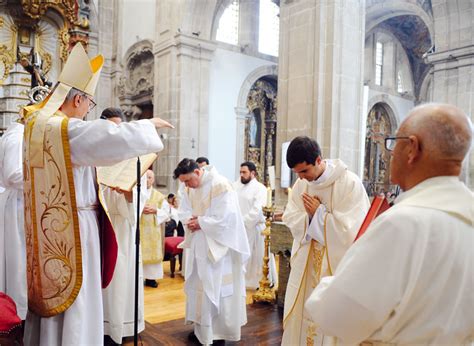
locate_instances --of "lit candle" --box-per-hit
[287,187,292,202]
[266,186,272,208]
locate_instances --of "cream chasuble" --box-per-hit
[282,159,369,345]
[178,166,250,345]
[306,176,474,345]
[24,116,164,346]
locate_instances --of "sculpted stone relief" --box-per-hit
[119,44,154,120]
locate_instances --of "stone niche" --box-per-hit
[118,40,154,121]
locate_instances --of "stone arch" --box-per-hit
[366,94,399,128]
[234,64,278,176]
[236,64,278,109]
[210,0,236,41]
[180,0,219,40]
[366,4,433,99]
[417,68,433,104]
[366,1,434,40]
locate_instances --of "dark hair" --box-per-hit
[240,161,257,173]
[286,136,322,168]
[196,157,209,165]
[100,107,124,121]
[167,193,175,199]
[173,158,199,179]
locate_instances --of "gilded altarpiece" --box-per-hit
[245,79,277,183]
[0,0,91,131]
[363,103,395,196]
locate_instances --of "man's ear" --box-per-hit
[407,135,422,164]
[73,94,82,108]
[315,156,322,165]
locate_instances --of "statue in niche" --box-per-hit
[249,113,259,147]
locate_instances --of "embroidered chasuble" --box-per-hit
[141,188,165,264]
[23,112,82,317]
[282,159,370,345]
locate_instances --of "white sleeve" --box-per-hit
[2,125,24,190]
[68,118,163,167]
[243,185,266,229]
[304,204,327,245]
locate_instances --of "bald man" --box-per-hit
[305,103,474,344]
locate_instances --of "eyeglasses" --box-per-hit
[384,136,410,151]
[81,94,97,113]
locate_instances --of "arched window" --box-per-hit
[216,0,240,45]
[375,41,384,86]
[258,0,279,56]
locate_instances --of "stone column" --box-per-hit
[235,106,250,177]
[154,33,216,191]
[427,1,474,188]
[239,0,260,55]
[94,0,120,119]
[276,0,366,203]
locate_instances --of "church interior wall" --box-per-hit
[120,0,155,60]
[367,90,414,126]
[208,47,275,181]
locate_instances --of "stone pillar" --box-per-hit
[94,0,120,119]
[235,106,250,177]
[427,1,474,188]
[239,0,260,55]
[276,0,366,203]
[154,33,216,191]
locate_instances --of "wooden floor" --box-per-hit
[122,262,283,345]
[124,304,282,345]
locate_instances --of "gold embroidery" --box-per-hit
[306,323,317,345]
[310,241,325,288]
[24,113,82,317]
[323,213,333,275]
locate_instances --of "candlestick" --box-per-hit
[266,186,272,208]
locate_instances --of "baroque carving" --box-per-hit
[58,26,70,63]
[21,0,78,27]
[245,78,278,183]
[363,103,395,196]
[0,44,15,83]
[0,15,18,84]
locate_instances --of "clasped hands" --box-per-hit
[186,216,201,232]
[302,192,321,217]
[143,204,157,214]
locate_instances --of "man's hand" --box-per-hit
[302,192,321,217]
[113,186,133,203]
[187,216,201,232]
[149,117,174,129]
[143,205,157,214]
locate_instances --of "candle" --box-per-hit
[266,186,272,208]
[287,187,292,201]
